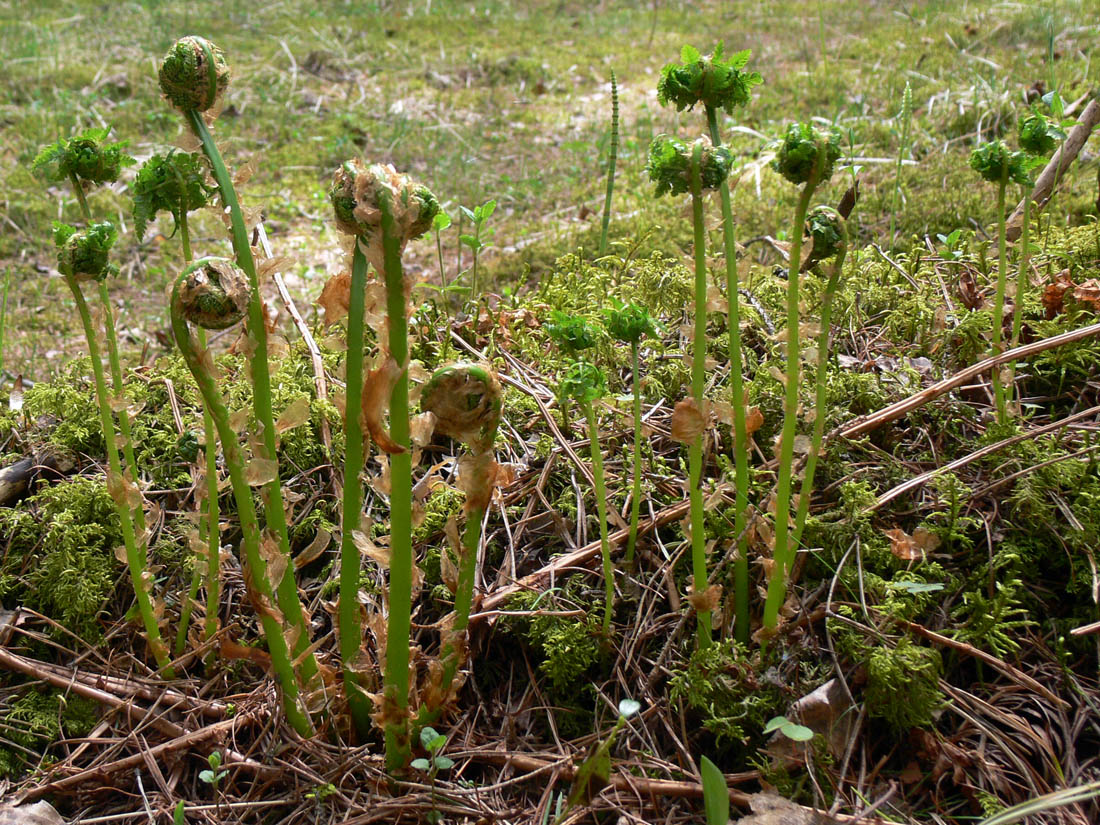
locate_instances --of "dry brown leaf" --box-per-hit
[294,528,331,570]
[362,356,407,455]
[687,584,723,614]
[1073,277,1100,312]
[670,397,706,444]
[884,526,940,561]
[245,457,279,487]
[317,270,352,324]
[353,530,391,569]
[275,396,312,433]
[1043,269,1074,319]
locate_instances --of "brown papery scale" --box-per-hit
[176,259,250,330]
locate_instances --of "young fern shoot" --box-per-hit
[159,36,318,683]
[657,41,761,644]
[969,140,1031,423]
[332,158,440,770]
[646,133,733,648]
[560,362,615,634]
[132,150,220,656]
[603,301,656,570]
[762,122,842,634]
[170,259,312,736]
[417,363,502,725]
[791,206,848,549]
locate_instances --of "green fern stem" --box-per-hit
[706,105,750,646]
[990,171,1009,423]
[762,146,824,632]
[379,191,415,773]
[68,171,145,534]
[69,276,173,676]
[889,81,912,246]
[687,143,712,649]
[598,70,619,257]
[170,279,312,736]
[623,340,643,569]
[340,240,373,737]
[1007,190,1032,410]
[185,108,319,685]
[583,399,615,635]
[792,239,848,550]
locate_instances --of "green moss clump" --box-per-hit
[864,638,943,731]
[506,583,603,694]
[0,476,121,637]
[0,690,98,778]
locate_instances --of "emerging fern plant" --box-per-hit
[647,133,733,648]
[417,363,502,725]
[331,157,440,769]
[603,300,656,570]
[169,259,312,736]
[657,42,761,643]
[969,139,1032,423]
[131,150,221,657]
[158,35,319,685]
[762,122,842,634]
[32,130,172,675]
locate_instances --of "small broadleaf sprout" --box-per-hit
[329,159,440,244]
[174,258,250,330]
[657,42,762,114]
[603,300,657,345]
[1018,111,1062,157]
[969,140,1032,187]
[158,36,230,112]
[646,134,732,197]
[546,310,597,357]
[772,122,843,186]
[420,363,503,454]
[54,221,119,281]
[560,361,606,404]
[131,151,213,240]
[32,127,134,186]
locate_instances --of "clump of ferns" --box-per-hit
[31,128,174,675]
[158,36,319,690]
[131,149,221,657]
[646,133,733,648]
[328,156,440,766]
[657,42,761,644]
[761,122,843,637]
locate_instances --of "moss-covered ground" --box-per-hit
[1,1,1099,823]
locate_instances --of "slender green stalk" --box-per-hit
[186,109,318,684]
[990,172,1009,423]
[172,212,222,658]
[340,240,372,737]
[624,341,643,568]
[761,148,823,632]
[687,143,712,649]
[583,400,614,634]
[1008,191,1032,410]
[598,71,619,257]
[0,267,11,376]
[69,170,145,532]
[170,276,312,736]
[706,105,750,645]
[379,191,415,772]
[69,277,172,676]
[792,239,848,549]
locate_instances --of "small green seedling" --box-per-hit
[969,139,1033,423]
[199,751,228,791]
[412,727,455,824]
[936,228,965,261]
[459,199,496,297]
[603,300,657,569]
[763,715,814,742]
[699,755,729,825]
[554,699,641,825]
[173,800,186,825]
